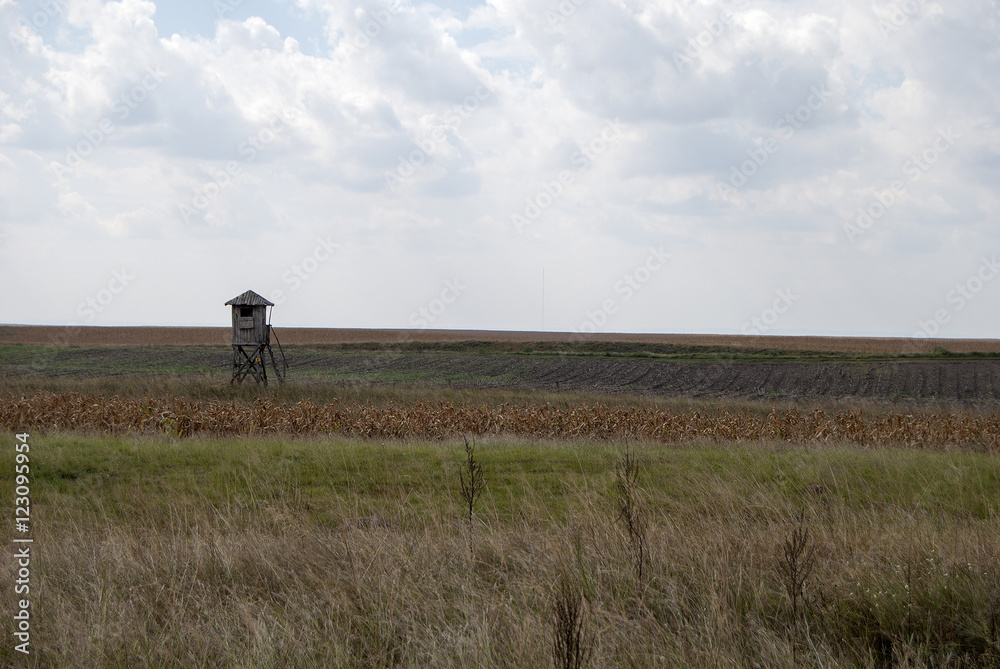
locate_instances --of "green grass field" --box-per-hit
[4,433,999,667]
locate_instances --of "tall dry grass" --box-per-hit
[2,434,999,667]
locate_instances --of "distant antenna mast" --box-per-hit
[541,268,545,331]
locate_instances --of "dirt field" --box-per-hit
[319,352,1000,401]
[3,324,1000,354]
[5,343,1000,402]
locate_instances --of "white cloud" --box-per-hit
[0,0,998,336]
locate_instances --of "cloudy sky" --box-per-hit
[1,0,998,338]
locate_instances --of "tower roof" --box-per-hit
[225,290,274,307]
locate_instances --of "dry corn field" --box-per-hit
[4,391,1000,448]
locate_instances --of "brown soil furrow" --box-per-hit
[915,365,929,398]
[942,364,957,400]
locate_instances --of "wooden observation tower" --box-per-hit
[225,290,287,385]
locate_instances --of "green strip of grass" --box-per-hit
[5,434,1000,666]
[27,434,998,522]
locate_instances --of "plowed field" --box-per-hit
[4,343,1000,401]
[311,353,1000,401]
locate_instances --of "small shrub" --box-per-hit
[552,574,594,669]
[459,435,485,535]
[777,512,817,662]
[615,445,648,580]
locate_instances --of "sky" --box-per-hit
[1,0,998,338]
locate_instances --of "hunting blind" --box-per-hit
[225,290,287,385]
